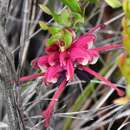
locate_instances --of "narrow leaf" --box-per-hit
[39,4,52,15]
[52,10,71,26]
[72,12,84,26]
[105,0,121,8]
[63,30,72,48]
[39,21,48,30]
[48,33,62,46]
[123,0,130,19]
[61,0,81,13]
[48,26,61,34]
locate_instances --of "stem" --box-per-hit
[104,12,124,25]
[88,12,125,34]
[17,0,31,76]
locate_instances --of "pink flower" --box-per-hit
[20,24,124,128]
[44,65,62,84]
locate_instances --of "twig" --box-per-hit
[17,0,31,75]
[104,12,124,26]
[0,25,21,130]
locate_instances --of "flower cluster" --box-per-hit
[20,24,124,128]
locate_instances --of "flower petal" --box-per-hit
[70,47,92,63]
[48,52,59,66]
[92,44,123,52]
[43,80,67,128]
[89,56,99,65]
[59,51,69,67]
[78,59,88,65]
[35,55,49,72]
[31,58,39,69]
[38,55,48,66]
[20,73,43,81]
[66,60,74,81]
[80,65,124,96]
[87,50,99,64]
[45,65,63,83]
[45,44,59,54]
[73,34,95,49]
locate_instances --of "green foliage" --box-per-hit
[39,4,52,15]
[126,85,130,97]
[63,29,73,48]
[122,0,130,55]
[104,0,121,8]
[39,4,71,26]
[123,0,130,19]
[118,53,130,97]
[72,12,84,27]
[48,29,73,49]
[119,0,130,97]
[39,21,48,30]
[39,0,84,49]
[48,26,61,35]
[48,32,62,46]
[122,18,130,54]
[39,21,61,34]
[39,7,74,48]
[52,10,71,26]
[61,0,81,13]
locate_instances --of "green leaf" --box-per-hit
[63,30,72,48]
[123,0,130,19]
[39,21,61,34]
[61,0,81,13]
[48,37,57,46]
[52,10,71,26]
[48,26,61,34]
[105,0,121,8]
[39,4,52,15]
[39,21,48,30]
[48,32,62,46]
[72,12,84,27]
[48,29,72,48]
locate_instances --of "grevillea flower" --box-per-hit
[20,24,124,128]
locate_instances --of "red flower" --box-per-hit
[20,24,124,128]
